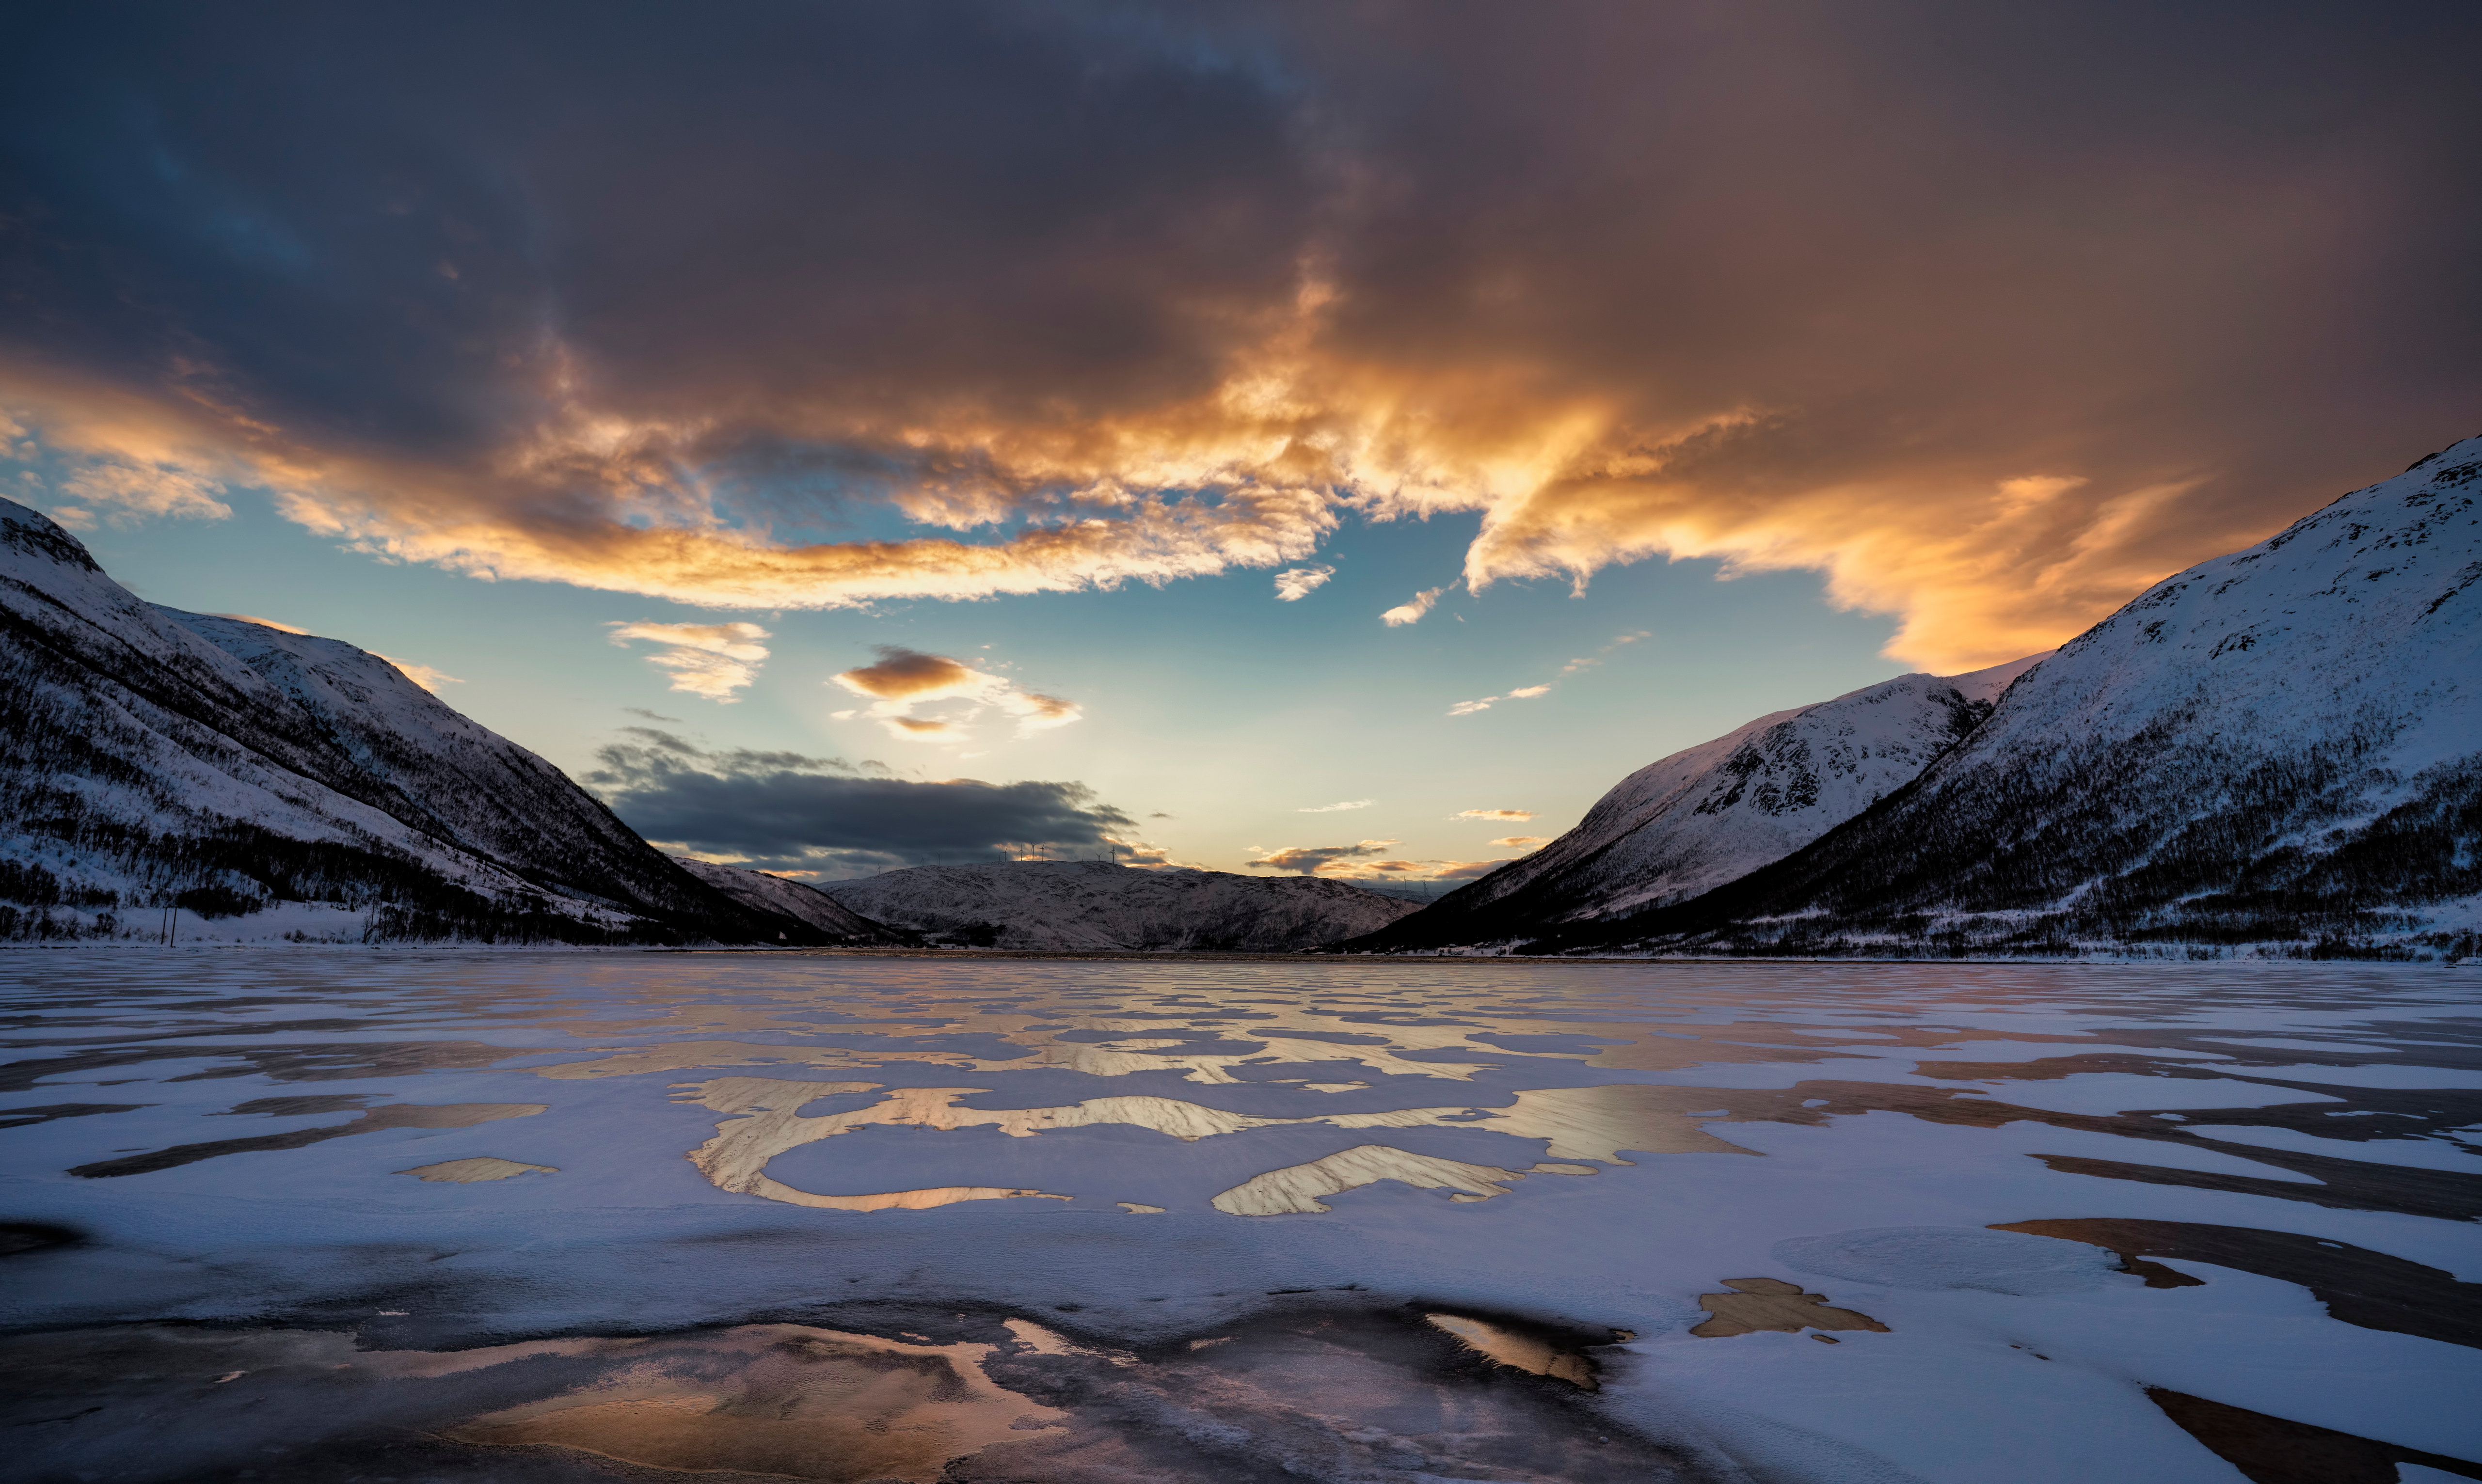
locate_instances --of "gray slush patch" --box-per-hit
[1770,1226,2121,1295]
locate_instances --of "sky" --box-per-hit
[4,1,2477,884]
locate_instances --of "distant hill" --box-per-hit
[821,861,1420,950]
[669,855,908,946]
[0,497,850,947]
[1352,656,2043,952]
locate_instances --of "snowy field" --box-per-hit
[2,954,2478,1483]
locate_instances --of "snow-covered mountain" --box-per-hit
[669,855,908,945]
[1357,656,2045,951]
[1387,433,2482,958]
[822,861,1421,951]
[0,498,844,946]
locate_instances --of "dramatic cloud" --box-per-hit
[588,727,1139,877]
[1245,839,1402,877]
[829,645,1082,743]
[1272,565,1334,601]
[3,6,2477,666]
[1450,809,1534,822]
[608,621,771,702]
[1298,799,1374,813]
[1380,587,1446,628]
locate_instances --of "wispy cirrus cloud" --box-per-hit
[1380,586,1446,627]
[376,654,463,692]
[46,456,231,530]
[1490,836,1546,848]
[1450,808,1534,822]
[1560,631,1654,675]
[1298,799,1374,813]
[608,620,771,701]
[829,646,1082,744]
[1446,682,1551,716]
[1273,565,1334,601]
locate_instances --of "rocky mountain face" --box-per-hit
[1359,433,2482,960]
[1355,656,2044,952]
[669,856,908,946]
[822,861,1421,951]
[0,498,845,946]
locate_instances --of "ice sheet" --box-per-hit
[1,954,2476,1484]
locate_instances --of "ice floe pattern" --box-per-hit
[2,955,2482,1482]
[674,1074,1755,1214]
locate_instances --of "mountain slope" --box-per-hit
[669,856,908,945]
[822,861,1421,951]
[1352,656,2044,951]
[1529,434,2482,959]
[0,497,821,945]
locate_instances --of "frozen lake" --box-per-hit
[3,953,2478,1483]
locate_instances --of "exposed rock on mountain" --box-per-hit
[1355,656,2045,952]
[1369,434,2482,959]
[822,861,1420,951]
[0,497,830,946]
[669,856,907,945]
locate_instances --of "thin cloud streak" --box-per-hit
[1273,564,1335,601]
[608,620,771,702]
[1380,586,1446,627]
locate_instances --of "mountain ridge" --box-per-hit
[1354,654,2047,952]
[1350,433,2482,960]
[822,861,1420,951]
[0,497,856,946]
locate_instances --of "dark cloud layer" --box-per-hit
[588,728,1133,876]
[4,2,2477,663]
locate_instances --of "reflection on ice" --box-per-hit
[1424,1312,1601,1389]
[1210,1145,1592,1215]
[395,1156,557,1183]
[1688,1279,1890,1339]
[447,1325,1064,1483]
[677,1076,1763,1214]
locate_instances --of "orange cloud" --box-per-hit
[375,654,464,692]
[1450,808,1534,822]
[212,613,310,634]
[835,649,977,699]
[0,145,2414,676]
[829,646,1082,744]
